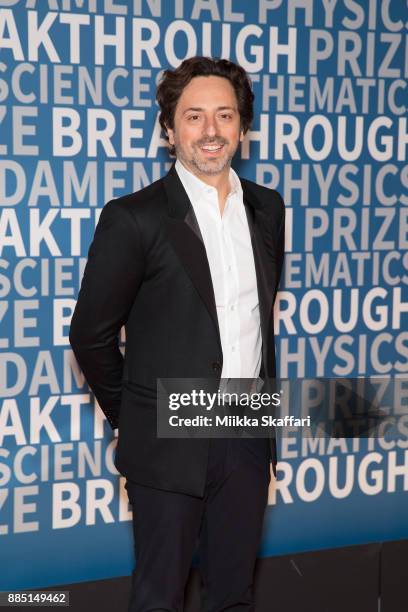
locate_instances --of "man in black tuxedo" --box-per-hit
[69,56,285,612]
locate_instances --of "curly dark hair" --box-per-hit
[156,56,254,155]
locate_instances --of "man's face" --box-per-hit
[166,75,244,177]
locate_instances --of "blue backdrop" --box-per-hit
[0,0,407,590]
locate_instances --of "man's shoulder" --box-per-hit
[104,178,166,227]
[105,176,167,218]
[239,176,284,216]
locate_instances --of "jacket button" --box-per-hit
[212,362,221,374]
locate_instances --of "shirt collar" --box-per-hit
[175,158,243,204]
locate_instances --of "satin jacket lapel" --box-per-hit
[162,164,277,365]
[163,165,222,350]
[243,190,277,373]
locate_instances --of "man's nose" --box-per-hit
[203,117,217,137]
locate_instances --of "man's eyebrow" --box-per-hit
[182,106,237,114]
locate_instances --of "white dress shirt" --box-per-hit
[175,159,262,380]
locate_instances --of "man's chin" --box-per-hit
[192,156,232,176]
[196,165,226,176]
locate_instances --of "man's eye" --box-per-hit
[188,115,200,121]
[220,114,232,120]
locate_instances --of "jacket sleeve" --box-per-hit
[69,199,145,430]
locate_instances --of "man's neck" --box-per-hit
[177,159,231,216]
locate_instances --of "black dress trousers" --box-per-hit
[125,436,271,612]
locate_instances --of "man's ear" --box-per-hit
[166,125,175,146]
[239,129,244,143]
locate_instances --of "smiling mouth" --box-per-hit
[200,144,224,153]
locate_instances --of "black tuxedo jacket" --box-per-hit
[69,163,285,497]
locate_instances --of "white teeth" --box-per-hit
[202,145,222,151]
